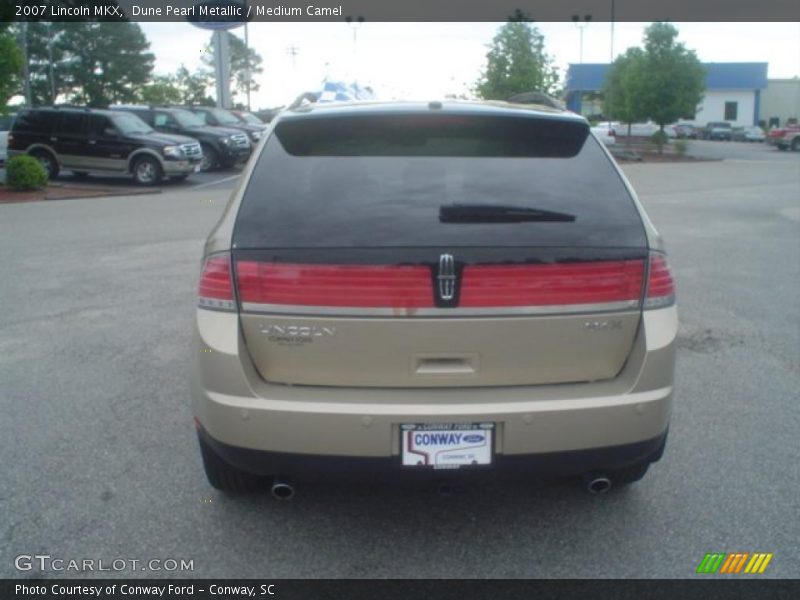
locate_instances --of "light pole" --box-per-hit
[610,0,616,62]
[345,16,364,81]
[571,14,592,64]
[244,23,251,111]
[286,44,299,71]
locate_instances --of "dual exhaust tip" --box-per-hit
[269,476,612,499]
[270,479,295,500]
[584,474,612,495]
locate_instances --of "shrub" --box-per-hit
[5,155,48,191]
[674,139,688,156]
[650,130,669,154]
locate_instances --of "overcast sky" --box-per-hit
[140,22,800,110]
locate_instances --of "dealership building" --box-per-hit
[563,62,795,127]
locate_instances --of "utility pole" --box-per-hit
[345,16,364,80]
[286,44,299,70]
[610,0,616,62]
[571,14,592,64]
[244,23,251,111]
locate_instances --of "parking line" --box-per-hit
[190,175,241,190]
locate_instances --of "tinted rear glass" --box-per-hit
[57,113,84,135]
[234,113,646,249]
[13,110,53,134]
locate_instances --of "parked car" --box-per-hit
[230,110,266,127]
[766,124,800,150]
[672,123,697,139]
[0,113,14,167]
[590,122,616,146]
[192,101,677,497]
[110,105,251,172]
[700,122,733,141]
[183,106,266,145]
[7,107,202,184]
[731,126,765,142]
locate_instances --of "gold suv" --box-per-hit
[191,101,677,497]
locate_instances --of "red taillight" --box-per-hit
[236,262,433,308]
[459,260,644,307]
[644,253,675,309]
[198,254,235,311]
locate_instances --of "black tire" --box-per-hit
[132,156,162,186]
[198,433,267,493]
[72,171,89,178]
[792,138,800,152]
[777,145,787,151]
[199,144,218,172]
[30,149,59,179]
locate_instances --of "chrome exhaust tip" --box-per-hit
[270,479,295,500]
[584,474,612,495]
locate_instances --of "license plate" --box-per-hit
[401,423,494,469]
[193,165,201,172]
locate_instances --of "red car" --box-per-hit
[767,124,800,150]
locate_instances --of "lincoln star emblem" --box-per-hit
[437,254,456,301]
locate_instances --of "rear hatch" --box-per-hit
[230,108,648,387]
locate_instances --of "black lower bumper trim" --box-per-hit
[198,426,669,483]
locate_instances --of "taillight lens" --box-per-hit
[460,259,644,307]
[236,262,433,308]
[644,253,676,309]
[198,253,235,311]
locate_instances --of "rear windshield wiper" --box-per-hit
[439,203,576,223]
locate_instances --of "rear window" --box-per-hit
[12,110,54,134]
[234,113,646,249]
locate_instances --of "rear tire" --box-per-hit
[132,156,162,186]
[198,433,268,493]
[792,138,799,152]
[30,149,59,179]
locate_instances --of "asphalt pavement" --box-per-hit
[0,142,798,578]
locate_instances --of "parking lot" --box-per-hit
[1,141,798,578]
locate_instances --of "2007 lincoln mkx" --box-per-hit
[190,100,677,498]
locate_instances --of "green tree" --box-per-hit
[14,22,72,106]
[475,22,559,100]
[138,74,184,106]
[638,23,705,131]
[174,65,215,106]
[0,31,23,112]
[201,32,263,105]
[603,48,648,144]
[60,22,155,106]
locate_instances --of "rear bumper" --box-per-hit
[198,424,668,482]
[191,306,677,476]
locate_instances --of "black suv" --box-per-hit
[8,107,202,185]
[110,106,251,172]
[183,106,266,145]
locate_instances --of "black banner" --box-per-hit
[4,0,800,22]
[2,580,800,600]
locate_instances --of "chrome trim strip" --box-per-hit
[240,300,641,318]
